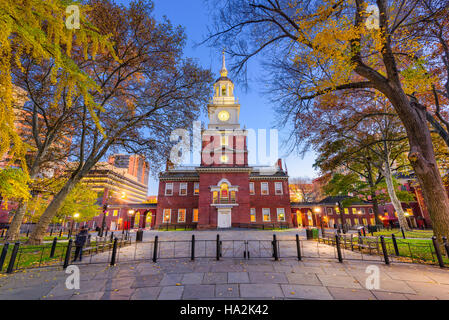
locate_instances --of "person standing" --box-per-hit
[74,227,88,261]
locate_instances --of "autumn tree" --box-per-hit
[3,0,118,240]
[26,0,212,244]
[205,0,449,242]
[0,0,114,164]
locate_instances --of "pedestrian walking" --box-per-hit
[74,227,88,261]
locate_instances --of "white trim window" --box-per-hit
[165,183,173,196]
[163,209,171,223]
[249,182,255,195]
[194,182,200,195]
[178,209,186,222]
[250,208,256,222]
[192,208,199,222]
[275,182,283,195]
[277,208,286,222]
[179,183,187,196]
[262,208,271,222]
[261,182,269,195]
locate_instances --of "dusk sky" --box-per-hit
[126,0,319,194]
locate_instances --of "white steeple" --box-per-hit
[220,50,228,77]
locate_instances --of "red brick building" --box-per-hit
[155,54,292,229]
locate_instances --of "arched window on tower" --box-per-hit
[222,86,227,96]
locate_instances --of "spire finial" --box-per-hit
[220,49,228,77]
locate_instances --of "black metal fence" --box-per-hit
[0,234,132,274]
[2,231,449,274]
[318,232,449,267]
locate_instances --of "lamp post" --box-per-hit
[127,209,135,240]
[70,213,80,238]
[336,201,346,234]
[99,204,108,237]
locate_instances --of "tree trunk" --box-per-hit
[382,160,410,231]
[386,92,449,244]
[26,177,79,245]
[6,201,28,241]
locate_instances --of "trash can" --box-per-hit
[312,228,319,239]
[136,229,144,242]
[306,228,313,240]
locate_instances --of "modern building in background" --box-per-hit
[108,154,149,185]
[155,54,292,229]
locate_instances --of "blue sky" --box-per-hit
[120,0,319,194]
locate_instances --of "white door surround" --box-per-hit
[217,208,232,228]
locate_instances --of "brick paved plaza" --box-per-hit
[1,230,449,300]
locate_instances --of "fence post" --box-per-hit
[50,237,58,258]
[432,236,445,268]
[0,242,9,272]
[63,239,73,269]
[50,228,53,237]
[152,236,158,263]
[335,234,343,263]
[216,234,220,261]
[6,242,20,274]
[59,229,63,238]
[391,234,400,256]
[191,235,195,261]
[110,238,118,266]
[1,229,4,238]
[273,234,279,261]
[296,234,301,261]
[401,227,406,239]
[380,236,390,265]
[110,232,114,243]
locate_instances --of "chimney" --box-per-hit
[277,159,283,171]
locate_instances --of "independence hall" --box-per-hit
[155,55,293,229]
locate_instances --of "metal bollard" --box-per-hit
[26,229,29,238]
[432,236,444,268]
[191,235,195,261]
[391,234,400,256]
[110,238,118,266]
[1,229,4,238]
[152,236,158,263]
[110,232,114,243]
[273,234,279,261]
[0,242,9,272]
[444,242,449,260]
[401,227,406,239]
[296,234,301,261]
[59,229,63,238]
[335,234,343,263]
[216,234,220,261]
[6,242,20,274]
[380,236,390,265]
[63,239,73,269]
[50,237,58,258]
[50,228,53,237]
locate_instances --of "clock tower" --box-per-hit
[207,51,241,130]
[201,52,248,167]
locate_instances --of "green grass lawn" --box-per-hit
[347,235,448,265]
[0,240,103,272]
[370,229,434,239]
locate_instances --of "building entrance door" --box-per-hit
[217,209,232,228]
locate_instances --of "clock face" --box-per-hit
[218,110,230,122]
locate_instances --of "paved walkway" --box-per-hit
[0,229,448,300]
